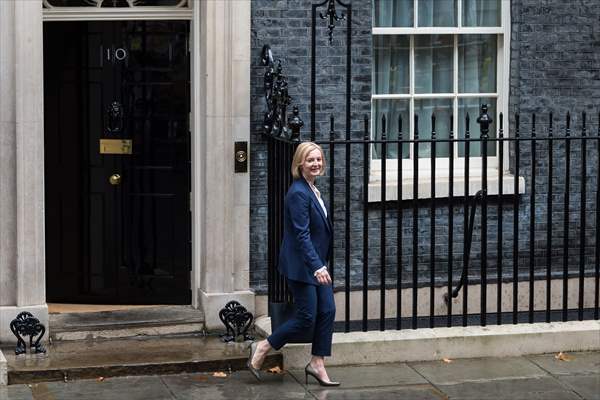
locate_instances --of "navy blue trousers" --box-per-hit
[267,279,336,357]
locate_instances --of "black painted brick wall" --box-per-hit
[250,0,600,295]
[250,0,373,292]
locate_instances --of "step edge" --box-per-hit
[7,354,283,385]
[50,320,206,333]
[50,327,206,341]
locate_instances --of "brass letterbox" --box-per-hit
[99,139,133,155]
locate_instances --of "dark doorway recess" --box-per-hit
[44,21,191,304]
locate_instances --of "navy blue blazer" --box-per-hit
[278,178,332,285]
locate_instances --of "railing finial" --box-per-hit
[288,106,304,142]
[476,104,493,139]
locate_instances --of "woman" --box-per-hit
[248,142,339,386]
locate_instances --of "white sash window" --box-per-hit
[371,0,512,198]
[43,0,189,8]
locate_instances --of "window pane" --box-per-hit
[414,99,452,158]
[458,35,497,93]
[374,36,410,95]
[45,0,187,6]
[418,0,457,27]
[458,98,497,157]
[415,35,453,94]
[373,0,413,27]
[462,0,501,27]
[372,99,410,160]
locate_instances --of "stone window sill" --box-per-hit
[368,173,526,202]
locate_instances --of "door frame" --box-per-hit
[42,6,200,307]
[2,0,253,342]
[39,2,253,324]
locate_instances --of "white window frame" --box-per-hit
[369,0,520,201]
[42,0,192,20]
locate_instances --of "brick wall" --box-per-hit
[250,0,600,295]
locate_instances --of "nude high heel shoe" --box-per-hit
[246,341,262,381]
[305,363,340,386]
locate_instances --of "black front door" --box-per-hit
[44,21,191,304]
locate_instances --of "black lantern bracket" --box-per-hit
[319,0,346,44]
[260,44,304,141]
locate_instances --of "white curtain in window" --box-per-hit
[373,0,413,27]
[457,34,497,158]
[418,0,456,27]
[374,36,410,94]
[373,36,409,159]
[463,0,501,27]
[458,34,496,93]
[373,99,410,159]
[415,99,452,158]
[415,35,453,94]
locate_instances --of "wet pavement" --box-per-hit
[3,335,281,384]
[0,351,598,400]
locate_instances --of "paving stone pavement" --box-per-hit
[0,351,598,400]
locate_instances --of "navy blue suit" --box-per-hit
[267,178,336,356]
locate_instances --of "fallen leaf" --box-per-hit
[212,371,228,378]
[193,375,209,382]
[267,366,284,374]
[442,358,453,364]
[96,377,105,382]
[555,352,573,362]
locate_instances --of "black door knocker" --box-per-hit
[106,101,124,134]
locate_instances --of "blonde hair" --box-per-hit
[291,142,326,180]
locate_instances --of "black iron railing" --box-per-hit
[261,0,598,332]
[264,106,600,332]
[444,189,482,305]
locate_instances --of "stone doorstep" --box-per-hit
[49,306,206,341]
[51,323,207,342]
[7,355,283,386]
[3,335,281,385]
[254,317,600,369]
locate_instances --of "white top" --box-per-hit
[308,181,328,276]
[308,182,327,218]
